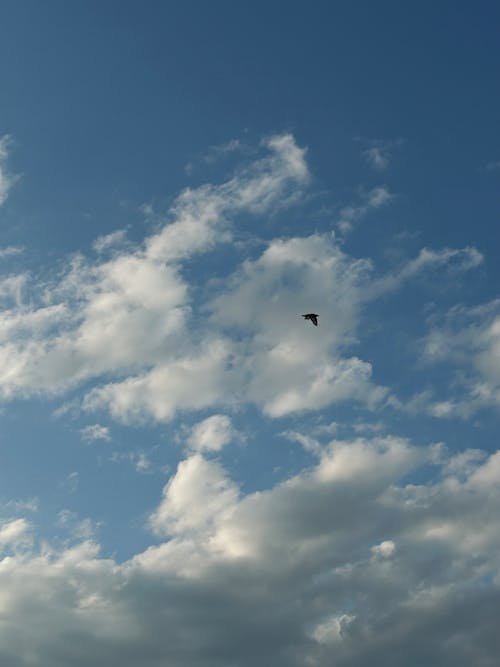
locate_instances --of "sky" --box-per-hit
[0,1,500,665]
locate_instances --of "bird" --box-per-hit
[302,313,318,326]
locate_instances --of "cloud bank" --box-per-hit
[1,435,500,666]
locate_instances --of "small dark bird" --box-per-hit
[302,313,319,326]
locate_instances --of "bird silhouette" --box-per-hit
[302,313,318,326]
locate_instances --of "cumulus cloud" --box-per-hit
[0,435,498,665]
[149,453,239,538]
[1,124,498,667]
[0,517,32,552]
[85,231,392,422]
[0,132,485,429]
[0,134,309,405]
[209,233,386,416]
[83,338,233,423]
[187,414,234,452]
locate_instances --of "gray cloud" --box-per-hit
[0,435,499,665]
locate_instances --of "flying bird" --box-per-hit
[302,313,318,326]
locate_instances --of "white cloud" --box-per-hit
[1,229,478,424]
[396,245,483,280]
[0,273,27,308]
[149,453,239,538]
[368,245,483,298]
[337,186,393,232]
[57,510,99,541]
[0,518,32,551]
[0,245,24,260]
[359,138,403,171]
[2,497,39,513]
[364,145,390,170]
[80,424,111,443]
[133,452,152,473]
[60,472,79,494]
[419,300,500,417]
[187,414,234,452]
[282,429,323,456]
[0,126,498,666]
[0,132,485,429]
[109,450,153,473]
[208,233,389,417]
[83,338,233,423]
[86,230,393,422]
[371,539,396,558]
[93,229,127,253]
[146,133,309,262]
[0,134,309,407]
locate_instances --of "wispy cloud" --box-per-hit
[109,449,153,473]
[368,245,483,297]
[484,160,500,171]
[337,186,394,232]
[357,137,403,171]
[80,423,111,443]
[60,471,79,494]
[416,299,500,417]
[57,509,100,541]
[93,229,127,253]
[2,497,39,513]
[0,135,19,205]
[364,145,390,170]
[0,245,24,260]
[185,138,246,174]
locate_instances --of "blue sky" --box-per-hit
[1,2,500,665]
